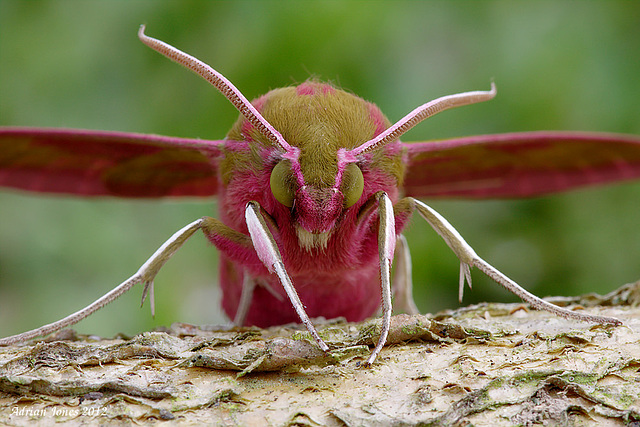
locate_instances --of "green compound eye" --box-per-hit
[270,160,296,207]
[341,163,364,208]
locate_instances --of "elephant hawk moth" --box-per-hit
[1,26,638,365]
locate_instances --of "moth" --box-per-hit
[1,26,638,365]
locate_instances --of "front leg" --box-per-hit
[366,192,396,365]
[395,197,622,326]
[243,193,397,365]
[244,201,329,353]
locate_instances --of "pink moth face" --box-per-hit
[224,81,403,250]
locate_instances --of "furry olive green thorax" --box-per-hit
[223,83,404,188]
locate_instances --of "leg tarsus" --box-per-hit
[472,257,621,325]
[0,274,142,346]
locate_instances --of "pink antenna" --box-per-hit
[350,83,497,157]
[138,26,297,156]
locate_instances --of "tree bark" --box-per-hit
[1,281,639,426]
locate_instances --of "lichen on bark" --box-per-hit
[1,281,639,426]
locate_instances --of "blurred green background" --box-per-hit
[1,1,639,338]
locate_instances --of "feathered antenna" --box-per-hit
[138,25,298,157]
[350,83,497,157]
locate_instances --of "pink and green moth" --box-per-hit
[1,26,639,365]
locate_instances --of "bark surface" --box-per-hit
[1,281,639,426]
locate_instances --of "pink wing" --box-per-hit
[0,127,224,198]
[403,131,640,198]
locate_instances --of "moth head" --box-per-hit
[225,82,389,247]
[138,26,496,249]
[269,160,364,210]
[269,156,365,251]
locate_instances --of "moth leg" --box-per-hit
[366,192,396,366]
[245,201,330,352]
[403,197,621,326]
[232,273,286,326]
[0,218,213,346]
[232,272,256,326]
[392,234,419,315]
